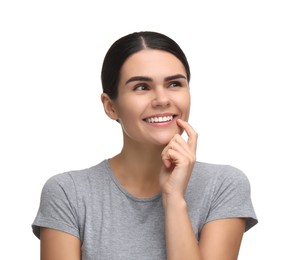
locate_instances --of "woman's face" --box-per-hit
[112,49,191,146]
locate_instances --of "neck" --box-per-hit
[109,142,165,198]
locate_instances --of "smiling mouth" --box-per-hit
[144,115,175,123]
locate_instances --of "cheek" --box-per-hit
[178,93,190,110]
[115,101,140,123]
[180,95,191,121]
[117,97,147,117]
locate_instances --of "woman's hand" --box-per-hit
[160,119,198,201]
[160,119,200,259]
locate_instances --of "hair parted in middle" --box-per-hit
[101,31,191,100]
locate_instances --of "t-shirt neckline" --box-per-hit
[103,159,162,202]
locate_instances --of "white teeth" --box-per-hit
[146,115,173,123]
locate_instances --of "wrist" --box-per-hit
[162,193,187,211]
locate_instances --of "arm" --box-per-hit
[199,218,246,259]
[164,198,245,260]
[40,227,81,260]
[163,195,201,259]
[160,119,246,260]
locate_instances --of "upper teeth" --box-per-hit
[146,116,173,123]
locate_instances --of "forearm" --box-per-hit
[164,195,202,260]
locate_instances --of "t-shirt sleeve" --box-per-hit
[32,173,80,239]
[206,166,258,231]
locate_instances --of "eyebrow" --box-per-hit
[125,74,187,85]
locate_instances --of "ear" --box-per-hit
[101,93,119,120]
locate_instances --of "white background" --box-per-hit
[1,0,287,259]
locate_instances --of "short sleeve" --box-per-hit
[206,166,258,231]
[32,173,80,239]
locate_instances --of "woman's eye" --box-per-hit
[134,84,148,91]
[168,82,181,88]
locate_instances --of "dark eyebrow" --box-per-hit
[164,74,187,81]
[125,74,187,85]
[125,76,152,85]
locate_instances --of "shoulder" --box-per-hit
[42,160,110,195]
[188,161,253,203]
[191,162,258,231]
[192,161,250,187]
[191,161,254,212]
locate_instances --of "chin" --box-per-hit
[150,133,179,146]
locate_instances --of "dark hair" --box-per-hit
[101,31,191,100]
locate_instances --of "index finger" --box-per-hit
[176,119,198,147]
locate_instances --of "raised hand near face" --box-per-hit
[160,119,198,202]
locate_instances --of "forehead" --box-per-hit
[120,49,187,80]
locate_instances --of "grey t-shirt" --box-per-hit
[32,160,258,260]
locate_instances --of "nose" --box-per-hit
[151,87,170,108]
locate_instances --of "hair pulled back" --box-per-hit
[101,31,190,100]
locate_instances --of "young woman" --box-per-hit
[32,31,258,260]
